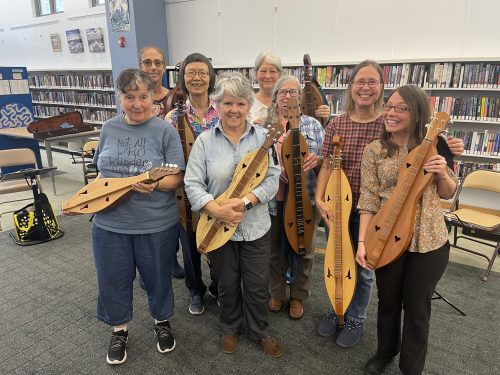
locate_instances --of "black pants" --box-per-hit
[207,232,271,340]
[375,243,449,375]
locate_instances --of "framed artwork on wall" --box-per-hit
[65,29,84,53]
[49,33,62,52]
[86,28,105,53]
[109,0,131,32]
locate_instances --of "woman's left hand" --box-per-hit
[303,153,318,172]
[424,155,448,180]
[446,136,464,156]
[315,105,331,119]
[132,181,157,194]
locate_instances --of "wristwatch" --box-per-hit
[242,196,253,210]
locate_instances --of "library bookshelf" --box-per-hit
[28,69,117,126]
[167,58,500,177]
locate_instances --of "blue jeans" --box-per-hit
[92,223,179,326]
[325,213,374,322]
[179,227,208,298]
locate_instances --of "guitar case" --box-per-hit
[27,111,93,139]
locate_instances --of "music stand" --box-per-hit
[432,291,466,316]
[1,167,64,245]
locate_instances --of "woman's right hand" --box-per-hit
[356,243,372,270]
[315,199,333,227]
[214,198,244,226]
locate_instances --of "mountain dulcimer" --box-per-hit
[300,54,329,127]
[364,112,451,269]
[61,165,180,214]
[281,98,315,255]
[324,135,357,325]
[173,97,199,233]
[196,122,283,253]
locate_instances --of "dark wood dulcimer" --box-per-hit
[173,95,199,233]
[282,98,315,256]
[300,54,329,127]
[324,135,357,325]
[364,112,451,269]
[196,121,283,253]
[62,165,180,214]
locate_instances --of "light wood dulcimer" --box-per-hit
[282,98,315,256]
[364,112,451,269]
[324,135,357,325]
[174,97,199,233]
[196,121,283,253]
[62,165,180,214]
[300,54,329,127]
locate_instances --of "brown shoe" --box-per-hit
[260,336,283,358]
[289,299,304,320]
[221,334,238,354]
[269,298,283,313]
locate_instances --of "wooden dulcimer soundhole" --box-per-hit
[174,97,199,233]
[282,98,315,255]
[196,122,283,253]
[324,136,356,325]
[365,112,451,269]
[300,54,329,127]
[62,165,180,214]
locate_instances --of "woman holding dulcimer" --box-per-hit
[184,72,282,357]
[165,52,219,315]
[267,75,324,320]
[315,60,464,349]
[65,69,185,365]
[356,85,458,375]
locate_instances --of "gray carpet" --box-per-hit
[0,215,498,374]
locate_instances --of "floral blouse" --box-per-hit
[357,139,458,253]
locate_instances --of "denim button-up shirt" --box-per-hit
[184,121,280,242]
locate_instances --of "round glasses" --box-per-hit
[141,59,164,68]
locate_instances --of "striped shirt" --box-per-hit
[321,113,385,207]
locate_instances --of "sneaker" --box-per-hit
[154,321,176,353]
[106,330,128,365]
[172,258,185,279]
[317,310,338,337]
[336,320,364,348]
[189,295,205,315]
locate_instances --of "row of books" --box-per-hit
[447,130,500,156]
[29,73,114,90]
[167,62,500,90]
[31,90,116,107]
[454,160,500,179]
[32,105,116,123]
[429,96,500,122]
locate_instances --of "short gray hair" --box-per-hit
[212,72,255,107]
[116,68,154,97]
[254,51,283,75]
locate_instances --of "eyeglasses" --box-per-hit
[382,104,410,113]
[141,59,164,67]
[277,89,300,98]
[353,79,380,87]
[184,71,209,78]
[257,69,279,76]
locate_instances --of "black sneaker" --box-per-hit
[336,320,364,348]
[154,321,176,353]
[106,330,128,365]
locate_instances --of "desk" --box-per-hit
[43,129,101,195]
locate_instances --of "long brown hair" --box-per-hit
[381,85,431,157]
[343,60,384,114]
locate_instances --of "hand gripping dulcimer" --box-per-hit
[364,112,451,269]
[62,165,180,214]
[196,122,283,253]
[281,98,315,255]
[324,135,357,325]
[173,96,200,233]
